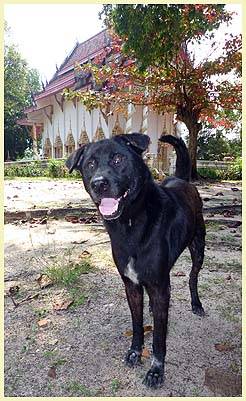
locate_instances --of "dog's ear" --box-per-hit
[65,145,87,173]
[114,133,150,155]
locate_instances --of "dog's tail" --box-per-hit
[159,135,191,182]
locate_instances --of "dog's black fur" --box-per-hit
[66,133,206,388]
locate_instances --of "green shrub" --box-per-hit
[224,157,242,180]
[4,161,46,178]
[198,158,242,180]
[4,159,81,179]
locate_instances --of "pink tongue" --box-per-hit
[99,198,119,216]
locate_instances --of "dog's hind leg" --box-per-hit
[122,277,144,367]
[188,221,206,316]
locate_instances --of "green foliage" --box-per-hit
[198,130,230,160]
[101,4,231,71]
[45,259,94,288]
[4,161,45,178]
[4,24,41,160]
[197,128,241,161]
[4,159,81,179]
[198,157,242,180]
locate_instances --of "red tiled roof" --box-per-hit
[34,29,109,101]
[35,70,75,100]
[58,29,109,75]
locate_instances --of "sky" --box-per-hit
[4,4,105,82]
[4,3,242,84]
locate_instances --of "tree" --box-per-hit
[64,5,241,179]
[4,24,41,160]
[197,130,230,161]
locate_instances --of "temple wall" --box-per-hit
[41,95,175,164]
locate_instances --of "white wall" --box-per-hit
[39,96,175,157]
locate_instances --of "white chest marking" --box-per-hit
[124,257,139,284]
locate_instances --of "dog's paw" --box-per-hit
[192,303,205,317]
[125,349,141,367]
[143,366,164,388]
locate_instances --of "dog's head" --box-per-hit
[66,133,151,220]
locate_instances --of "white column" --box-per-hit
[141,104,148,135]
[32,124,39,159]
[126,103,135,134]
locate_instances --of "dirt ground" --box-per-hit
[4,179,242,397]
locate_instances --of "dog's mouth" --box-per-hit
[98,190,129,220]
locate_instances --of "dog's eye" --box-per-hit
[112,153,123,166]
[87,159,96,170]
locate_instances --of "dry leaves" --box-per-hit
[36,274,53,289]
[48,366,57,379]
[37,319,49,328]
[214,343,234,352]
[142,347,150,358]
[53,298,74,311]
[78,250,91,258]
[174,271,186,277]
[123,325,153,337]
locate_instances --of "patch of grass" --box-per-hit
[204,256,241,272]
[43,350,59,358]
[230,361,241,374]
[218,305,241,323]
[69,288,86,308]
[45,259,94,287]
[205,221,222,230]
[220,233,239,244]
[206,233,217,241]
[53,358,67,367]
[33,307,49,319]
[65,381,93,397]
[44,256,95,309]
[111,378,121,395]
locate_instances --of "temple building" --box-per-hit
[19,29,178,174]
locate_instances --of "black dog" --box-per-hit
[66,133,205,388]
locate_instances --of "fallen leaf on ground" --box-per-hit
[65,215,79,223]
[36,274,53,289]
[123,329,133,337]
[214,343,234,352]
[48,366,57,379]
[142,347,150,358]
[174,271,186,277]
[53,299,74,311]
[78,250,91,258]
[37,319,49,328]
[144,325,153,333]
[123,325,153,337]
[215,192,224,196]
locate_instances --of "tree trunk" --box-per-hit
[188,125,200,180]
[176,104,201,180]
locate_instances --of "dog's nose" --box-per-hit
[91,176,110,194]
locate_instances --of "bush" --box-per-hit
[4,159,81,179]
[4,161,46,178]
[198,157,242,180]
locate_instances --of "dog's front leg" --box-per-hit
[144,283,170,388]
[122,276,144,367]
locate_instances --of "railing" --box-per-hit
[4,157,234,173]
